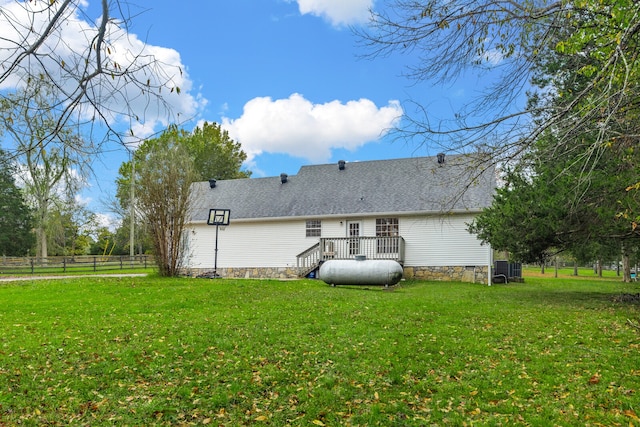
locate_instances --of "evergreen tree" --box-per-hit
[0,150,35,256]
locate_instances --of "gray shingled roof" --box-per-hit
[188,154,496,222]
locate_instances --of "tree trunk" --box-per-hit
[573,261,578,276]
[622,244,631,282]
[36,224,48,260]
[40,233,47,259]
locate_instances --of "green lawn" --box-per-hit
[0,275,639,426]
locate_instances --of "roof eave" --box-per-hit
[187,208,485,225]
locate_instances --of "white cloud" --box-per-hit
[0,0,205,143]
[221,93,402,163]
[95,213,119,232]
[75,193,92,207]
[293,0,373,26]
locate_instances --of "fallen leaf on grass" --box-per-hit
[312,420,325,426]
[624,409,639,421]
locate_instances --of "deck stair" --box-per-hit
[296,242,321,277]
[296,237,405,278]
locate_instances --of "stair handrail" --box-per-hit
[296,242,321,271]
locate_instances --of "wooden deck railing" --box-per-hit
[319,236,405,263]
[297,236,405,276]
[296,242,321,276]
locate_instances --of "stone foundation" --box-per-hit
[188,267,300,280]
[403,265,489,284]
[186,265,489,284]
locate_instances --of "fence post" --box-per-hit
[63,257,66,273]
[31,258,34,274]
[144,255,147,269]
[93,256,97,272]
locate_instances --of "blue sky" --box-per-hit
[1,0,486,222]
[123,0,432,174]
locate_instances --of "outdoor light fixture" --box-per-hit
[209,179,216,188]
[207,208,231,277]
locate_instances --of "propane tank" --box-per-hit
[319,256,403,287]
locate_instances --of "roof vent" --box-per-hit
[280,173,288,184]
[338,160,346,170]
[437,153,446,165]
[208,179,216,188]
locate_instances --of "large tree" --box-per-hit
[0,76,88,258]
[466,2,640,278]
[0,149,34,256]
[116,122,251,210]
[134,137,197,277]
[469,130,640,278]
[116,122,251,204]
[112,122,250,262]
[360,0,640,180]
[47,197,97,256]
[189,122,252,182]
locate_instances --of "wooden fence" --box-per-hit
[0,255,152,275]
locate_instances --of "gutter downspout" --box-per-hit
[487,243,492,287]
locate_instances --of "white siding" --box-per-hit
[185,213,488,269]
[186,219,319,269]
[401,213,488,266]
[321,219,345,237]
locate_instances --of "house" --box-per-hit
[184,154,496,284]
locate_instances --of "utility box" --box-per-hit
[494,261,523,283]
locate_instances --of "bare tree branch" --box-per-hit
[357,0,640,181]
[0,0,189,157]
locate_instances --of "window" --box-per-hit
[376,218,399,253]
[306,220,321,237]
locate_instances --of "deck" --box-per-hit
[296,236,405,277]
